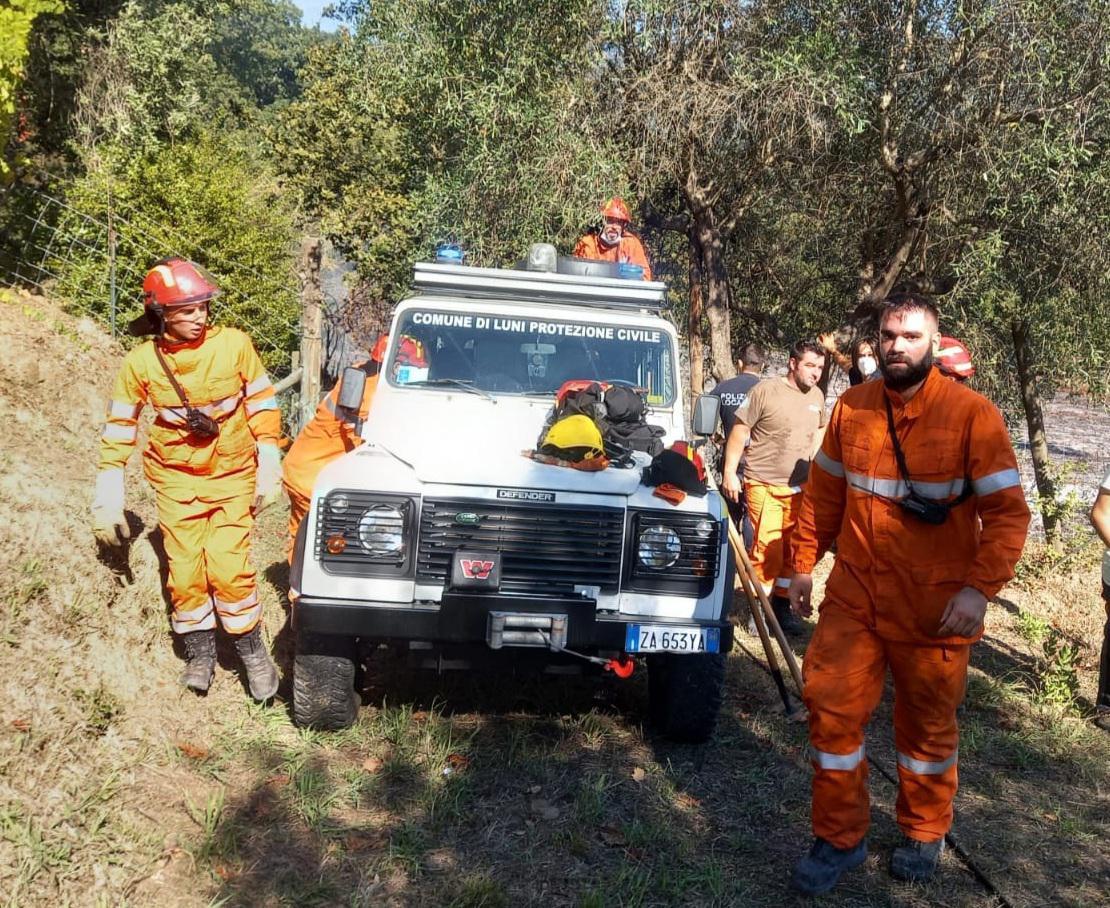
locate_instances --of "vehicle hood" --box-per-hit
[365,388,652,496]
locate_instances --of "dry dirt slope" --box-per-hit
[0,288,293,906]
[0,288,1107,908]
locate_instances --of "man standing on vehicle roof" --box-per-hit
[786,293,1030,895]
[711,342,766,551]
[574,197,654,280]
[721,340,827,636]
[92,258,282,701]
[282,334,388,560]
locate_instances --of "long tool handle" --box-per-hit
[726,518,805,697]
[730,524,793,714]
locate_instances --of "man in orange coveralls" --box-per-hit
[92,258,283,700]
[573,197,653,280]
[787,293,1029,894]
[282,334,391,557]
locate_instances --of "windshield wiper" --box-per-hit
[405,378,496,403]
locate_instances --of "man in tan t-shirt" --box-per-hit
[722,339,827,633]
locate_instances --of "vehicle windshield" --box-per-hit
[386,308,677,405]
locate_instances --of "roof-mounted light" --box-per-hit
[435,243,465,264]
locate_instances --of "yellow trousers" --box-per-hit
[157,489,262,636]
[744,479,804,597]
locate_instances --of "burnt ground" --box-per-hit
[0,288,1107,906]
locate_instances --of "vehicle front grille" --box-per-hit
[416,498,624,594]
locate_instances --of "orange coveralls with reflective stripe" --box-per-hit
[282,372,379,553]
[791,366,1029,849]
[573,232,653,280]
[97,327,281,636]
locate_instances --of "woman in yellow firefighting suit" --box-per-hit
[92,258,282,699]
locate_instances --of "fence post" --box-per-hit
[108,202,118,336]
[299,237,323,430]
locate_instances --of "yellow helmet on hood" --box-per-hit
[540,414,605,463]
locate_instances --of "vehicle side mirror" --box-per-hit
[336,366,366,411]
[691,394,720,437]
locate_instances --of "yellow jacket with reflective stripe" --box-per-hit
[98,327,280,502]
[791,367,1030,644]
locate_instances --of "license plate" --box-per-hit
[624,624,720,654]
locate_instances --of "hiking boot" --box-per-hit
[232,626,279,701]
[790,837,868,896]
[772,597,805,637]
[179,629,216,692]
[890,836,945,882]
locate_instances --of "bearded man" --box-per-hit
[786,293,1029,894]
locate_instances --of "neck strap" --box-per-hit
[154,342,192,409]
[884,393,973,504]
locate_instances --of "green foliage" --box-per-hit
[74,0,313,154]
[1015,608,1082,713]
[1037,635,1080,712]
[276,0,623,313]
[0,0,66,180]
[56,135,299,371]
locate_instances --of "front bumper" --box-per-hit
[294,592,735,654]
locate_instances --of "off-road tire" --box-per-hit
[646,652,725,744]
[293,633,359,730]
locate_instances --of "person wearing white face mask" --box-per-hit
[819,334,880,387]
[853,339,879,383]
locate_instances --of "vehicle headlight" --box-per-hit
[357,504,405,556]
[637,525,681,570]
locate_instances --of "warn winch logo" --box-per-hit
[451,551,501,589]
[459,559,495,581]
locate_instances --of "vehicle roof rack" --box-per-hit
[411,262,668,311]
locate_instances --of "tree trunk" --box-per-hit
[1011,318,1057,542]
[691,210,735,381]
[687,229,705,400]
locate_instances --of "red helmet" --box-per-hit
[601,197,632,223]
[143,257,220,309]
[395,335,428,367]
[129,257,220,335]
[669,440,706,482]
[370,333,389,364]
[936,335,975,380]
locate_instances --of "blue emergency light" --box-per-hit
[435,243,465,264]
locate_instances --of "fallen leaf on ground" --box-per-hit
[9,719,30,732]
[599,825,627,847]
[446,753,470,770]
[264,773,290,787]
[528,784,542,794]
[631,766,646,783]
[362,756,384,774]
[213,864,234,881]
[674,792,701,809]
[175,741,209,760]
[424,849,457,873]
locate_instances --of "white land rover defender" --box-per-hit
[290,248,735,742]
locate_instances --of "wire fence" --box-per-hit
[0,182,299,360]
[1,182,391,434]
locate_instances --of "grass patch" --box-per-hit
[446,873,510,908]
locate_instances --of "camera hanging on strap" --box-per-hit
[154,343,220,440]
[883,395,971,525]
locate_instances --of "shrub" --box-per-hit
[53,134,299,373]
